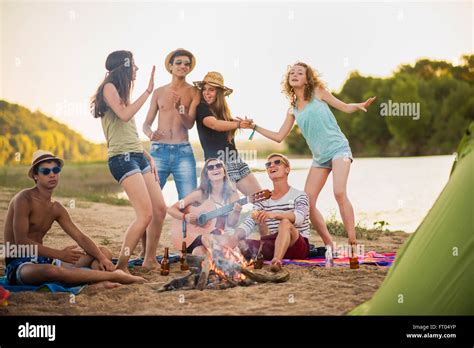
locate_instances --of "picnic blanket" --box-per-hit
[274,251,396,267]
[0,255,180,295]
[0,276,84,294]
[112,254,180,267]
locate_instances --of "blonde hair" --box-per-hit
[282,62,326,107]
[266,153,291,168]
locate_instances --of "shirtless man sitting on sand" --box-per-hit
[3,150,144,287]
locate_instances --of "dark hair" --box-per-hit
[201,87,235,143]
[169,50,193,65]
[90,50,134,118]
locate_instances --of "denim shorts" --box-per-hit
[108,152,151,184]
[312,147,354,169]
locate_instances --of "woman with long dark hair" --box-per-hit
[91,50,166,271]
[193,72,262,197]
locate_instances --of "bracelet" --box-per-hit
[248,124,257,140]
[146,89,152,94]
[237,121,241,129]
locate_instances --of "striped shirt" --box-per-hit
[239,186,310,239]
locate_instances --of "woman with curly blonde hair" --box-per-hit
[246,62,375,250]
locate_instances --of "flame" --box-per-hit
[203,237,251,283]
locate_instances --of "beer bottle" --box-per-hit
[349,243,359,269]
[254,242,264,269]
[325,245,334,268]
[180,241,189,271]
[160,247,170,275]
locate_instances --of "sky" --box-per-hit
[1,0,472,143]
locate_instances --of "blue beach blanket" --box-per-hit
[0,276,84,294]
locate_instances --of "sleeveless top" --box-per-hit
[101,108,143,158]
[293,97,350,164]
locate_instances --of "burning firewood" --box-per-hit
[240,267,290,283]
[156,273,197,292]
[156,238,289,292]
[196,256,211,290]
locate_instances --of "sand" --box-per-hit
[0,187,408,316]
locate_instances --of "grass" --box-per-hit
[239,210,394,241]
[325,211,395,240]
[0,162,130,206]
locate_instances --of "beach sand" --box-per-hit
[0,187,408,315]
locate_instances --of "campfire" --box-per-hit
[157,238,289,292]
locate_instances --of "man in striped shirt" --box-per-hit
[234,153,310,272]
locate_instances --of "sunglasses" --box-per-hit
[206,163,224,171]
[174,59,191,67]
[265,159,284,169]
[37,166,62,175]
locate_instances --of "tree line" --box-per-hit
[0,101,106,165]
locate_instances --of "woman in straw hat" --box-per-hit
[193,71,262,197]
[90,50,166,272]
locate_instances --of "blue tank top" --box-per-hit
[293,97,350,163]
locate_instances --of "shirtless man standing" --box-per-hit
[143,48,200,199]
[3,151,144,286]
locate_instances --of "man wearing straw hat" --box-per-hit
[3,150,145,286]
[143,48,200,199]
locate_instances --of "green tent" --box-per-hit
[351,122,474,315]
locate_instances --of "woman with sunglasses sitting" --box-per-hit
[193,72,262,197]
[168,158,241,255]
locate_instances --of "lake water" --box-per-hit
[119,155,455,233]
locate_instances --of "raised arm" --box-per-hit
[143,88,160,140]
[203,116,250,132]
[55,203,113,270]
[319,86,376,114]
[254,109,296,143]
[103,65,155,122]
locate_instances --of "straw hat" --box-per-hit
[164,48,196,73]
[193,72,233,96]
[28,150,64,180]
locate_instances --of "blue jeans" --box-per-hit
[150,142,197,199]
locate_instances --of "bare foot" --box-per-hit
[114,264,131,275]
[270,259,282,273]
[112,270,146,284]
[142,259,160,270]
[89,281,121,290]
